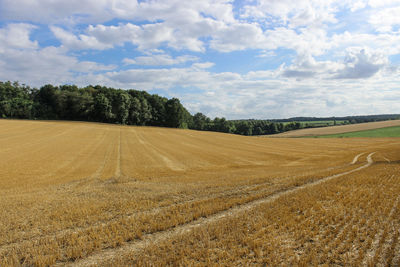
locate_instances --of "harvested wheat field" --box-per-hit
[1,119,400,266]
[272,119,400,137]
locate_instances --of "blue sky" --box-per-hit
[0,0,399,119]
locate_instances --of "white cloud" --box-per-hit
[191,62,215,69]
[0,23,115,86]
[0,46,115,86]
[51,26,114,50]
[3,0,400,57]
[331,31,400,56]
[0,0,234,26]
[0,0,137,24]
[35,0,397,59]
[55,21,206,52]
[368,0,400,8]
[86,23,140,46]
[0,1,231,53]
[49,18,328,57]
[178,71,400,119]
[350,1,367,12]
[279,48,388,80]
[0,24,38,51]
[369,6,400,32]
[334,48,388,79]
[210,22,266,52]
[123,54,199,66]
[241,0,337,26]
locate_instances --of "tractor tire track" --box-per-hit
[115,128,122,178]
[67,152,376,267]
[0,167,320,254]
[0,152,375,259]
[351,152,365,165]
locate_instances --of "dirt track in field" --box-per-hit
[68,152,376,267]
[1,119,399,266]
[270,119,400,137]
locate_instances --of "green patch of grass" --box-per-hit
[312,126,400,138]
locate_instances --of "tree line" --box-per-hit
[2,81,398,136]
[0,81,192,128]
[191,114,301,135]
[275,114,400,124]
[0,81,302,135]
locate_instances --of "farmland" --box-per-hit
[0,119,399,266]
[280,120,347,127]
[272,119,400,137]
[312,125,400,138]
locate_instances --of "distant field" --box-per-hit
[313,126,400,138]
[281,120,347,127]
[1,119,400,266]
[272,119,400,137]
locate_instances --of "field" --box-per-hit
[281,120,347,127]
[272,119,400,137]
[311,125,400,138]
[1,119,400,266]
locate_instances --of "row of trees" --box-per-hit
[191,113,301,135]
[276,115,400,124]
[6,81,394,136]
[0,81,192,128]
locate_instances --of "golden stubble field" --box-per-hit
[0,119,399,266]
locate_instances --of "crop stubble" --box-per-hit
[0,119,399,266]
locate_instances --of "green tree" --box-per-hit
[0,81,34,118]
[115,91,131,124]
[35,84,59,119]
[93,93,113,122]
[193,112,209,130]
[165,98,189,128]
[139,97,152,125]
[128,97,141,125]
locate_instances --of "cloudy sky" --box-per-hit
[0,0,399,119]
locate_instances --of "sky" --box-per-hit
[0,0,399,119]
